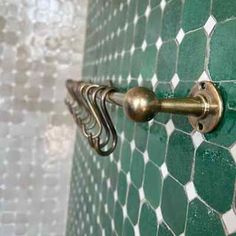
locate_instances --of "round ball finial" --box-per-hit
[123,87,157,122]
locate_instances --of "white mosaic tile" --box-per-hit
[204,15,217,36]
[134,224,140,236]
[124,23,128,31]
[191,131,204,149]
[156,37,163,50]
[185,182,197,201]
[122,205,128,218]
[117,160,121,171]
[127,74,132,83]
[145,5,151,18]
[119,2,124,11]
[110,153,114,162]
[111,219,115,231]
[138,75,143,86]
[127,172,131,184]
[120,131,125,142]
[198,71,211,82]
[176,28,185,45]
[222,209,236,234]
[130,140,136,151]
[139,187,145,201]
[160,0,166,11]
[151,74,158,88]
[119,50,125,58]
[131,44,135,55]
[148,119,154,127]
[143,150,149,164]
[114,190,118,201]
[160,163,168,179]
[156,207,163,223]
[165,119,175,136]
[134,14,139,24]
[141,40,147,51]
[230,143,236,162]
[104,204,108,213]
[171,73,180,89]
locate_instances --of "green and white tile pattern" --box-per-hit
[67,0,236,235]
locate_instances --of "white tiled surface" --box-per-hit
[0,0,87,235]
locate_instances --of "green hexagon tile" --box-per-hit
[66,0,236,235]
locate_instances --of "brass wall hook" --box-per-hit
[65,80,223,156]
[122,81,223,133]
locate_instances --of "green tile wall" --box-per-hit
[66,0,236,235]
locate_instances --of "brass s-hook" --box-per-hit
[81,84,103,139]
[90,87,117,156]
[88,86,111,148]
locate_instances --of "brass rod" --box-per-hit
[150,97,206,117]
[107,92,124,106]
[66,80,124,106]
[66,80,208,119]
[109,93,207,116]
[65,79,223,133]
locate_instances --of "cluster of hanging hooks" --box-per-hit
[65,80,118,156]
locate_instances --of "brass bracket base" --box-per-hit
[188,81,223,133]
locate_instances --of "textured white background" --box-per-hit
[0,0,87,235]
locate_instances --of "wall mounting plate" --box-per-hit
[188,81,223,133]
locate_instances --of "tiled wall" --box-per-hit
[0,0,87,235]
[67,0,236,236]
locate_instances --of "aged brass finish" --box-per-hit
[65,80,118,156]
[122,81,223,133]
[188,81,223,133]
[123,87,157,122]
[123,87,205,122]
[65,80,223,156]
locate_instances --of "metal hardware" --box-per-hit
[188,81,223,133]
[65,80,223,156]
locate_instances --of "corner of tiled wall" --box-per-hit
[66,0,236,236]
